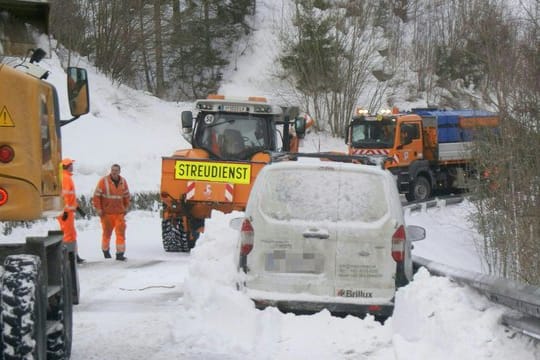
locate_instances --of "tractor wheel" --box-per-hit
[1,255,46,360]
[47,250,73,360]
[162,219,182,252]
[162,219,190,252]
[406,176,431,202]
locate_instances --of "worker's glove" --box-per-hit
[61,211,68,221]
[76,207,86,218]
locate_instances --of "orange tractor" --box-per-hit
[160,95,311,252]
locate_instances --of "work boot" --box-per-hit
[103,250,112,259]
[76,255,86,264]
[116,252,127,261]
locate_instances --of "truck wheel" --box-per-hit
[1,255,46,359]
[406,176,431,202]
[162,219,190,252]
[47,250,73,360]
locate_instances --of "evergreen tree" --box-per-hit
[170,0,252,99]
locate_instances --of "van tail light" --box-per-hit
[0,145,15,163]
[240,218,254,255]
[392,225,406,262]
[0,187,8,206]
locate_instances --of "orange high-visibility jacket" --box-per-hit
[62,169,78,212]
[92,175,131,214]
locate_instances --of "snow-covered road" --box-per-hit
[11,206,529,360]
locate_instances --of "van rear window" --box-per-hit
[259,168,388,222]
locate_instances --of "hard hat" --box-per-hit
[61,158,75,166]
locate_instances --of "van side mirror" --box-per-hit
[67,67,89,117]
[406,225,426,242]
[294,116,306,139]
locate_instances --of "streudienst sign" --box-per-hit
[174,160,251,184]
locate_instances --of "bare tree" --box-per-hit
[135,0,154,93]
[86,1,140,83]
[279,0,380,136]
[468,0,540,284]
[49,0,91,65]
[154,0,165,97]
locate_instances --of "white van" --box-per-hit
[235,160,425,317]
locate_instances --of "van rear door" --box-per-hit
[248,165,340,296]
[333,169,397,303]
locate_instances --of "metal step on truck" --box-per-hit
[1,0,90,358]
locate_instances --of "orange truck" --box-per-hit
[345,108,499,202]
[160,95,309,252]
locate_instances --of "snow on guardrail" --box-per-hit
[412,255,540,339]
[407,196,540,339]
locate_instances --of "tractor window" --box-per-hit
[40,97,51,164]
[40,93,56,195]
[195,114,274,160]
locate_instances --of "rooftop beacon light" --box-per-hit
[355,107,368,116]
[376,109,392,121]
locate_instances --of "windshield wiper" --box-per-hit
[205,118,236,129]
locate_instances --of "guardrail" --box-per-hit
[403,194,465,209]
[412,255,540,339]
[406,197,540,339]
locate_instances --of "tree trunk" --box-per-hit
[139,0,153,93]
[154,0,165,97]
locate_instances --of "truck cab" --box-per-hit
[346,110,424,168]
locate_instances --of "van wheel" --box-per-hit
[1,255,46,359]
[395,270,409,288]
[47,250,73,359]
[406,176,431,202]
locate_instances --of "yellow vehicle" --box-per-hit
[160,95,309,252]
[0,1,89,358]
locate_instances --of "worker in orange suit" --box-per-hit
[57,158,86,264]
[92,164,131,261]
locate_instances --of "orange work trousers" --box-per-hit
[100,213,126,253]
[57,210,77,243]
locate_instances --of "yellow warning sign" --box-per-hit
[0,106,15,127]
[174,160,251,184]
